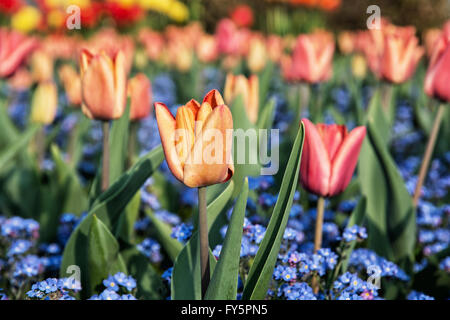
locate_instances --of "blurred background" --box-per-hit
[1,0,449,36]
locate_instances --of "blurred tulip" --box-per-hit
[11,5,41,33]
[424,28,443,58]
[338,31,356,55]
[266,35,283,63]
[79,49,127,120]
[0,0,23,14]
[215,19,242,56]
[247,36,268,73]
[58,64,82,106]
[155,90,234,188]
[381,30,424,84]
[0,28,38,78]
[31,49,54,83]
[224,73,259,124]
[196,35,218,63]
[230,5,254,28]
[351,54,368,79]
[30,81,58,125]
[128,73,152,121]
[171,44,193,72]
[300,119,366,198]
[292,30,335,83]
[7,67,32,91]
[425,21,450,102]
[138,28,165,61]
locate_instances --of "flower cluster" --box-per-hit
[89,273,137,300]
[26,277,81,300]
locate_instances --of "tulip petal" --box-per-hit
[113,50,127,119]
[432,45,450,102]
[328,126,366,197]
[299,119,331,197]
[203,89,225,108]
[155,102,184,182]
[183,105,234,188]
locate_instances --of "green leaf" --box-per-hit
[121,246,167,300]
[60,145,164,298]
[171,182,235,300]
[87,215,127,295]
[50,144,88,215]
[145,208,183,262]
[205,178,249,300]
[256,99,276,130]
[0,125,39,173]
[115,190,141,244]
[242,124,305,300]
[359,95,416,272]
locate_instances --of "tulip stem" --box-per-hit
[101,121,110,192]
[413,103,446,207]
[127,121,138,168]
[312,196,325,294]
[35,125,46,167]
[198,186,210,299]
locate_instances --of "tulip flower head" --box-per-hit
[128,73,152,121]
[292,30,335,84]
[300,119,366,198]
[155,90,234,188]
[79,49,127,120]
[0,28,38,78]
[224,73,259,124]
[30,81,58,125]
[424,21,450,102]
[58,64,82,106]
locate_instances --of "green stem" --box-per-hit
[413,103,446,207]
[101,121,110,192]
[198,186,209,299]
[312,196,326,294]
[127,121,138,169]
[34,125,45,167]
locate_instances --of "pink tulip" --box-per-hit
[300,119,366,197]
[424,20,450,102]
[0,28,38,78]
[291,30,335,83]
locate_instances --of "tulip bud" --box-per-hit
[128,73,152,121]
[351,54,367,79]
[79,49,127,120]
[300,119,366,197]
[31,49,54,83]
[155,90,234,188]
[224,73,259,124]
[30,81,58,125]
[247,37,267,73]
[58,64,82,106]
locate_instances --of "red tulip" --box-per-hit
[155,90,234,188]
[291,30,335,83]
[79,49,127,120]
[0,28,38,78]
[230,5,254,28]
[424,21,450,102]
[300,119,366,197]
[128,73,152,121]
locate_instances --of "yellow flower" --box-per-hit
[47,9,65,29]
[139,0,172,12]
[167,1,189,22]
[30,82,58,125]
[11,6,42,33]
[351,54,368,79]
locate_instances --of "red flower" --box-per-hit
[230,5,253,28]
[0,0,23,14]
[300,119,366,197]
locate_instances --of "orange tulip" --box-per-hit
[224,73,259,124]
[155,90,234,188]
[0,28,37,78]
[58,64,82,106]
[338,31,356,55]
[79,49,127,120]
[300,119,366,197]
[30,81,58,125]
[128,73,152,121]
[30,49,54,83]
[196,34,218,63]
[292,30,335,83]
